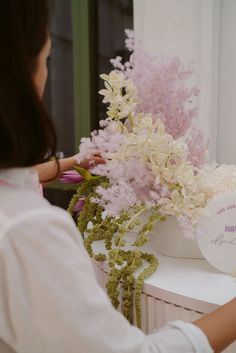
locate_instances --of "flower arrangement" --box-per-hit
[61,30,236,328]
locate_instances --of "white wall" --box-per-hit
[217,0,236,163]
[133,0,236,164]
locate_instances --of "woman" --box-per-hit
[0,1,235,352]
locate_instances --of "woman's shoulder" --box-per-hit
[0,187,76,235]
[0,188,83,257]
[0,186,50,217]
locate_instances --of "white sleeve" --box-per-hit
[0,208,213,353]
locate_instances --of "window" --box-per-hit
[43,0,133,208]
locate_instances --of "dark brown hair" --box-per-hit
[0,0,57,168]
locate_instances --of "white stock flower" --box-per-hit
[99,71,139,121]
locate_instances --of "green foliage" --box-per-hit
[73,165,93,180]
[67,177,160,329]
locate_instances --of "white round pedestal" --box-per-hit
[150,217,204,259]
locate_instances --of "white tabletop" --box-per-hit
[92,233,236,314]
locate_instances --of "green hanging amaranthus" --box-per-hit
[65,166,160,328]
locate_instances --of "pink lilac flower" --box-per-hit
[114,50,199,139]
[110,56,124,71]
[110,30,208,160]
[60,171,83,184]
[124,29,135,52]
[94,180,139,217]
[77,125,125,163]
[186,127,209,167]
[93,157,154,195]
[91,157,158,215]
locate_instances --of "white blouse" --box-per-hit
[0,168,213,353]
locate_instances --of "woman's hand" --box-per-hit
[77,154,106,169]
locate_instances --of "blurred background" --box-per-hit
[43,0,133,207]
